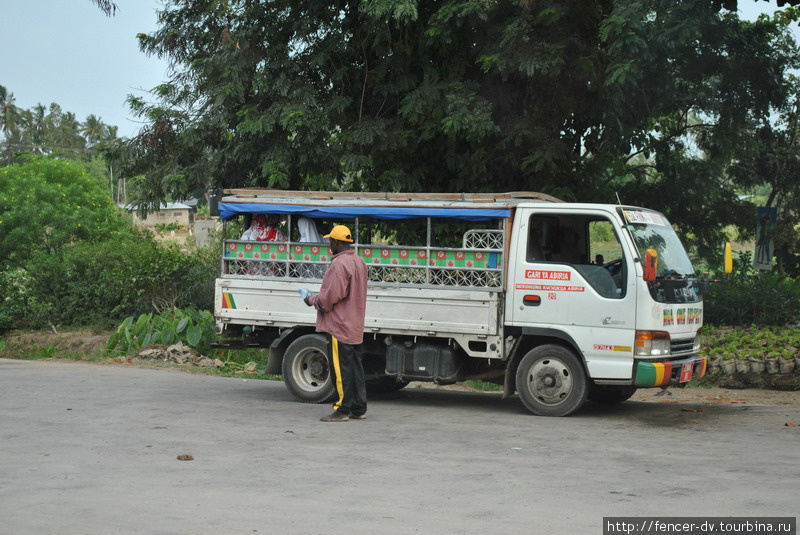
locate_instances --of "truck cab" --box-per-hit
[214,190,706,416]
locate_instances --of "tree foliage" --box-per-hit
[127,0,800,265]
[0,156,129,268]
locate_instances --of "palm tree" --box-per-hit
[0,85,21,138]
[82,114,108,148]
[22,104,49,154]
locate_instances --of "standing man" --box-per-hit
[304,224,369,422]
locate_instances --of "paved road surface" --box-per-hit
[1,358,798,535]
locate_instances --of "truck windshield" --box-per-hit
[622,210,701,303]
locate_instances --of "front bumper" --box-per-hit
[633,355,707,387]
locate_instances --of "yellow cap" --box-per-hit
[323,224,353,242]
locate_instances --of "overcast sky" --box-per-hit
[0,1,792,140]
[0,0,168,138]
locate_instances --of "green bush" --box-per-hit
[23,235,218,328]
[0,156,129,269]
[704,252,800,326]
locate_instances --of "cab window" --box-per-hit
[526,214,626,299]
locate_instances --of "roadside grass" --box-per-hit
[465,379,503,392]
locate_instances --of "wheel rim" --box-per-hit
[291,347,330,392]
[525,358,573,406]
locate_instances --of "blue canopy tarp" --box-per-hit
[218,202,509,222]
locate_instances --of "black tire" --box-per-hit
[515,344,589,416]
[366,376,410,395]
[282,334,335,404]
[588,385,637,404]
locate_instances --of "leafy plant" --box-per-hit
[108,307,217,354]
[704,252,800,326]
[154,222,184,233]
[701,325,800,361]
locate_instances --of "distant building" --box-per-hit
[120,202,195,227]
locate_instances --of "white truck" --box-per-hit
[214,189,708,416]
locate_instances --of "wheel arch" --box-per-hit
[266,326,317,375]
[502,327,586,398]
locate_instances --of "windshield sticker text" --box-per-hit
[624,210,665,226]
[525,269,571,281]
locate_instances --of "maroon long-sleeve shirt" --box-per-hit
[309,249,368,345]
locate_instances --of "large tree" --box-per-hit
[126,0,800,260]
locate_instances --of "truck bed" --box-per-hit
[215,278,502,349]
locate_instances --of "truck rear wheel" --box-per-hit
[282,335,335,404]
[515,344,588,416]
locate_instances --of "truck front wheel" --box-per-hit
[282,335,335,404]
[515,344,588,416]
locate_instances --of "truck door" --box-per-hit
[507,208,637,380]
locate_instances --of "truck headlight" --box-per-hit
[635,330,671,357]
[693,333,702,353]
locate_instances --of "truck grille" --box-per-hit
[671,338,695,356]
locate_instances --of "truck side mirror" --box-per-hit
[643,248,658,282]
[724,241,733,274]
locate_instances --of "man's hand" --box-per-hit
[298,288,315,306]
